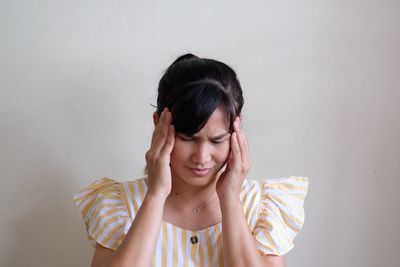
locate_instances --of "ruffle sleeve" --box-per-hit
[253,176,309,255]
[73,177,131,250]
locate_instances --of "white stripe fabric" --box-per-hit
[253,176,309,255]
[73,175,308,265]
[73,178,131,250]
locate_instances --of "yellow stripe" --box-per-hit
[162,222,167,267]
[103,221,123,243]
[80,187,121,216]
[74,188,98,202]
[172,226,178,267]
[243,185,251,219]
[128,182,138,213]
[74,180,115,202]
[90,202,124,221]
[119,183,132,219]
[92,206,124,235]
[247,188,258,224]
[204,228,214,266]
[255,226,279,251]
[91,207,119,235]
[90,196,122,220]
[199,238,204,267]
[265,182,308,194]
[182,230,188,267]
[215,226,223,267]
[81,197,97,217]
[239,179,248,200]
[107,223,125,250]
[94,215,120,241]
[138,179,146,199]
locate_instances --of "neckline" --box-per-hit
[162,220,222,233]
[141,177,222,233]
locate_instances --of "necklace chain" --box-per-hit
[144,177,216,214]
[172,191,216,214]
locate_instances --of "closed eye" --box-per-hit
[177,133,229,144]
[212,138,226,144]
[177,134,194,141]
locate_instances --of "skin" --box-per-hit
[90,106,286,267]
[157,106,230,230]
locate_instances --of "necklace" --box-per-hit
[171,191,216,213]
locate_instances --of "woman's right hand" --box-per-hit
[145,107,175,199]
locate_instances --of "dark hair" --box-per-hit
[155,53,244,135]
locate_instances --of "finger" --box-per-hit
[155,110,173,154]
[160,124,175,155]
[159,109,172,139]
[226,143,234,168]
[151,108,166,144]
[230,132,242,170]
[238,118,250,155]
[233,118,247,162]
[235,118,251,169]
[151,108,170,152]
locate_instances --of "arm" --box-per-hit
[217,117,285,267]
[92,192,166,267]
[92,108,175,267]
[220,195,286,267]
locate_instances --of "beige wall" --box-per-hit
[1,0,399,266]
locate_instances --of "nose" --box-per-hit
[191,142,211,165]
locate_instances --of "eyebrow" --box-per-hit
[181,132,230,139]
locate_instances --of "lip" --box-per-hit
[188,167,211,176]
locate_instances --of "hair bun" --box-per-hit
[172,53,199,65]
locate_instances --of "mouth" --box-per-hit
[188,167,211,176]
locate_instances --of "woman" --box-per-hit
[74,54,309,267]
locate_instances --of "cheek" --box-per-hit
[216,143,231,162]
[170,141,188,165]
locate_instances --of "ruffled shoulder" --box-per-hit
[253,176,309,255]
[73,177,131,250]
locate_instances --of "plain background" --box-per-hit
[1,0,399,266]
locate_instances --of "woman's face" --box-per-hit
[170,106,231,187]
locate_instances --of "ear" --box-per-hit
[153,112,159,127]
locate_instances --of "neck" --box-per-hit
[168,170,219,208]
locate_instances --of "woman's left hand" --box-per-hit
[216,116,251,202]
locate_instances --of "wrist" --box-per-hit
[218,194,241,210]
[145,190,168,203]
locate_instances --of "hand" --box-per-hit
[145,107,175,199]
[216,117,251,201]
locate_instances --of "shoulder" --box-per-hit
[239,178,264,230]
[240,178,262,203]
[73,177,131,250]
[252,176,309,255]
[118,177,148,217]
[73,177,148,250]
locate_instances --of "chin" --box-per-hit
[174,169,218,187]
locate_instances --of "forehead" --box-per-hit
[193,106,230,137]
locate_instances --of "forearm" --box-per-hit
[220,196,276,267]
[106,192,166,267]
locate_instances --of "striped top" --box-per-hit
[73,176,308,266]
